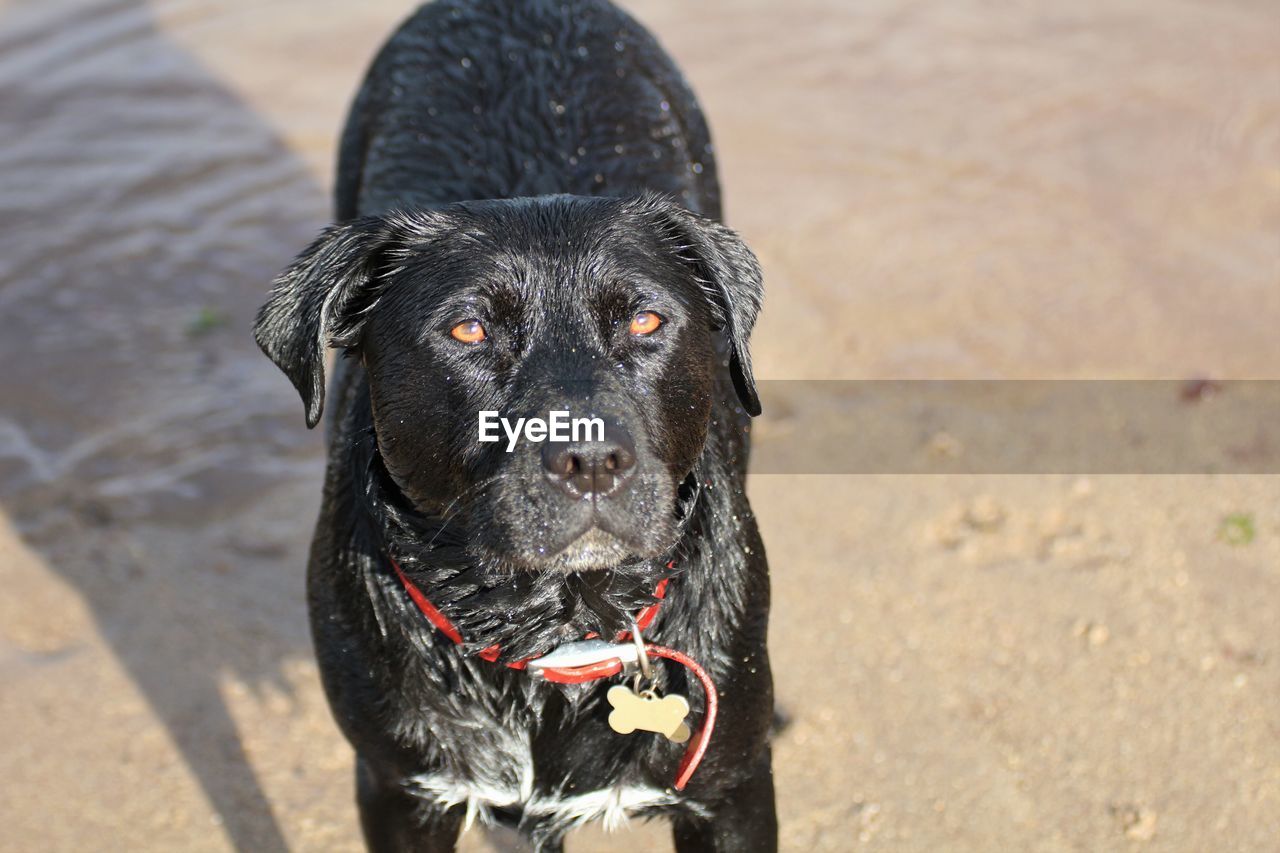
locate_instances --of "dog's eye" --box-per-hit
[628,311,663,336]
[449,320,487,344]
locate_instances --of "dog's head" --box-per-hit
[255,195,761,571]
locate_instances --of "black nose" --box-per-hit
[541,424,637,499]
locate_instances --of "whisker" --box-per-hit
[423,471,510,550]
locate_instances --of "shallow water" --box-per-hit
[2,0,1276,517]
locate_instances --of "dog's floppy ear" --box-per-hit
[254,214,408,428]
[638,197,764,416]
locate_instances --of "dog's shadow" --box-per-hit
[0,1,333,849]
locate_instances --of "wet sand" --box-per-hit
[1,1,1277,850]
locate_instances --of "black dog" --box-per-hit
[254,1,774,849]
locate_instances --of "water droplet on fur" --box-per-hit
[593,173,604,184]
[576,45,589,58]
[460,57,472,68]
[691,162,704,174]
[659,100,670,112]
[614,144,625,154]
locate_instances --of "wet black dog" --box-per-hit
[254,1,773,849]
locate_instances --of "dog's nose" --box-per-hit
[541,425,637,499]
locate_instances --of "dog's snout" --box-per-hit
[541,425,637,499]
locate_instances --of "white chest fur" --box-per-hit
[402,703,709,836]
[409,770,681,833]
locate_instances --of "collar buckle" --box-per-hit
[525,638,639,680]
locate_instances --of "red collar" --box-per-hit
[389,558,716,790]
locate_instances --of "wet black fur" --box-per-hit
[253,1,774,849]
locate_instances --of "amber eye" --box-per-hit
[628,311,663,336]
[449,320,486,344]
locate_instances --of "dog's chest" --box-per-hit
[402,697,685,834]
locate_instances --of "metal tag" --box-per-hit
[606,684,691,743]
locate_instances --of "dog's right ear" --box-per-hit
[253,215,407,428]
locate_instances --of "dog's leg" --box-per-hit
[356,759,464,852]
[671,749,778,852]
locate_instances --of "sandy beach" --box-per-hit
[1,0,1277,850]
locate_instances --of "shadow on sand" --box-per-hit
[0,0,333,848]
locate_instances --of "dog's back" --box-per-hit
[335,0,721,220]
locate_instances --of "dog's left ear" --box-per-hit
[638,197,764,416]
[254,213,424,428]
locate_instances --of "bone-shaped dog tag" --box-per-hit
[607,684,691,743]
